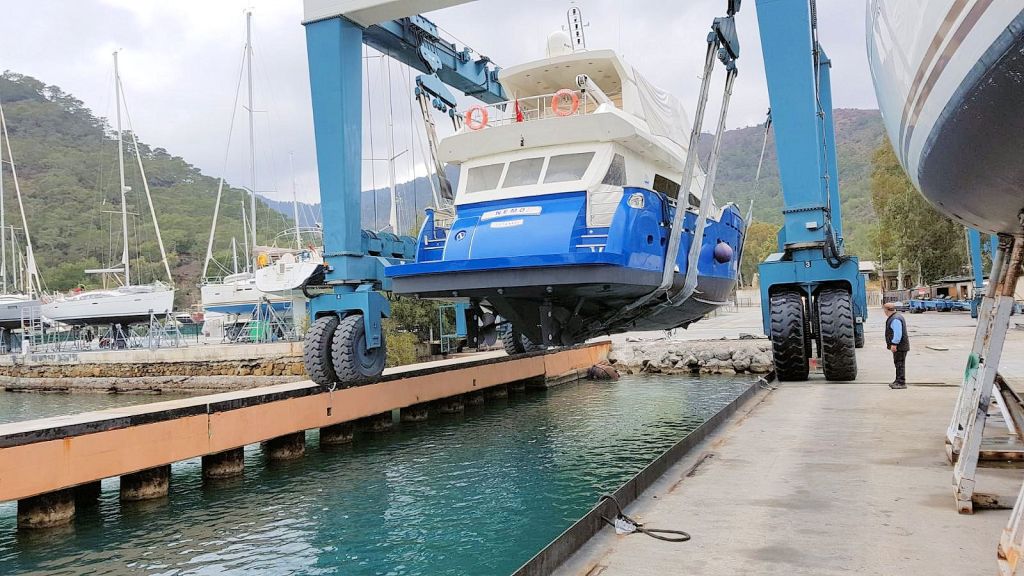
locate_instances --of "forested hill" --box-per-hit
[0,72,289,306]
[698,108,886,257]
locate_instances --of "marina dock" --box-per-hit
[0,343,608,528]
[554,309,1024,575]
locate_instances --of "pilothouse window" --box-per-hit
[544,152,595,184]
[653,174,681,199]
[466,163,504,193]
[502,157,544,188]
[602,154,626,186]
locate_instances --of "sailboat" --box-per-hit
[42,51,175,326]
[0,95,43,331]
[254,153,324,296]
[201,11,291,322]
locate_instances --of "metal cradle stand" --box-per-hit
[949,234,1024,515]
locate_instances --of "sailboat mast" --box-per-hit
[245,10,257,272]
[290,152,301,249]
[382,58,399,233]
[231,237,239,274]
[114,51,130,286]
[0,113,6,294]
[0,97,39,297]
[241,201,250,270]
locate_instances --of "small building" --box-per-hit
[930,274,979,300]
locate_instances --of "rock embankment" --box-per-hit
[610,338,773,375]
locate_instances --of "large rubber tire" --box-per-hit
[854,322,865,349]
[501,325,539,355]
[817,289,858,381]
[304,315,339,389]
[769,290,809,381]
[331,314,386,386]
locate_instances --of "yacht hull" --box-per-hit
[0,296,38,330]
[42,288,175,326]
[868,1,1024,234]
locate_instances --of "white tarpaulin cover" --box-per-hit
[633,70,692,150]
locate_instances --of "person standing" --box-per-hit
[883,302,909,389]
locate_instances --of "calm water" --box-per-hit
[0,374,751,575]
[0,391,197,425]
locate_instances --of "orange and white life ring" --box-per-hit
[551,89,580,117]
[465,105,489,130]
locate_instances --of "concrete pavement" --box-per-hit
[560,307,1024,575]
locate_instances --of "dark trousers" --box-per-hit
[892,350,908,384]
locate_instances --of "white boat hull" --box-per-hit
[254,262,321,294]
[0,295,38,330]
[868,1,1024,234]
[201,274,291,317]
[42,286,175,326]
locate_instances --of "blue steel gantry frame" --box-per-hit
[301,5,504,350]
[755,0,867,360]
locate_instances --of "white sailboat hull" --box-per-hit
[0,295,38,330]
[201,273,291,317]
[868,1,1024,234]
[42,285,175,326]
[254,261,320,294]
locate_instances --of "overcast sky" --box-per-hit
[1,0,878,204]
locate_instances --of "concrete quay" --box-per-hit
[0,341,307,392]
[556,306,1024,575]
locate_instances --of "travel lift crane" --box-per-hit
[754,0,867,382]
[300,0,506,388]
[299,0,742,388]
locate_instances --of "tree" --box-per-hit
[740,221,780,287]
[868,141,967,284]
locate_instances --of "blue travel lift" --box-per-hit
[754,0,867,381]
[299,5,507,388]
[967,228,1001,318]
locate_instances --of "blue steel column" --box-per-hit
[755,0,827,247]
[305,17,364,262]
[968,228,984,290]
[817,51,843,243]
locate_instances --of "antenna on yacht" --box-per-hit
[565,4,589,52]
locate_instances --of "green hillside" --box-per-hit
[699,108,887,257]
[0,72,290,306]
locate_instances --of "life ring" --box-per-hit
[465,105,489,130]
[256,252,270,268]
[551,89,580,117]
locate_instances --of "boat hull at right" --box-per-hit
[868,1,1024,234]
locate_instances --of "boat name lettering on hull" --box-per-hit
[480,207,542,221]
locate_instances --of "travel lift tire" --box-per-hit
[304,315,340,389]
[501,324,539,356]
[817,288,858,381]
[331,314,386,387]
[854,322,865,349]
[769,290,810,381]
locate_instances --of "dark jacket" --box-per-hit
[885,312,910,351]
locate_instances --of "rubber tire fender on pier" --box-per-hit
[769,290,810,381]
[304,315,340,389]
[817,288,858,381]
[331,314,386,386]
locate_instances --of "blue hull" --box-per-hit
[387,189,745,344]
